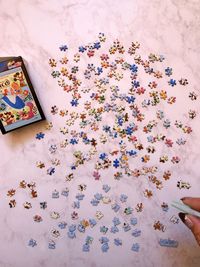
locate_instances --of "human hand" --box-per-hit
[179,197,200,246]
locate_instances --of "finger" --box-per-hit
[187,215,200,246]
[181,197,200,212]
[179,213,200,246]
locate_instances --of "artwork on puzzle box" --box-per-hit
[0,56,45,134]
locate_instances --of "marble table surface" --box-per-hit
[0,0,200,266]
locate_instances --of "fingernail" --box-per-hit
[180,197,191,202]
[181,197,187,201]
[178,213,193,229]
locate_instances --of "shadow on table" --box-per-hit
[4,120,47,148]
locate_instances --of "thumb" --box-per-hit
[181,197,200,212]
[179,213,200,246]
